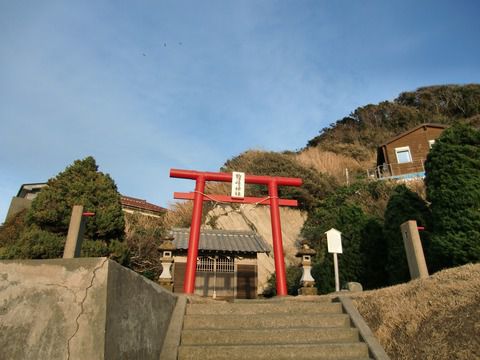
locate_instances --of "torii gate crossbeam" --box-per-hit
[170,169,302,296]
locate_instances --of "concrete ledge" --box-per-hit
[335,296,390,360]
[0,257,177,360]
[159,295,188,360]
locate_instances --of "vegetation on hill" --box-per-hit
[300,181,395,292]
[306,84,480,160]
[222,150,337,210]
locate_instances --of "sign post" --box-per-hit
[325,228,343,292]
[63,206,95,259]
[170,168,302,296]
[400,220,429,279]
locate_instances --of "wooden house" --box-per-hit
[374,123,448,179]
[169,228,270,299]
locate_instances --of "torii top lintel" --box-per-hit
[170,169,302,206]
[170,168,303,187]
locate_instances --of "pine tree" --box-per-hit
[425,123,480,270]
[27,156,125,241]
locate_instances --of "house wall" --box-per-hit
[5,197,32,221]
[385,126,445,176]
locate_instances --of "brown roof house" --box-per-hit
[168,228,271,299]
[372,123,448,180]
[4,183,166,222]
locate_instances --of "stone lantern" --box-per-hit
[295,240,317,296]
[158,236,176,292]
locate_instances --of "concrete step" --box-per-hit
[178,342,370,360]
[183,313,351,330]
[186,301,343,315]
[181,327,360,345]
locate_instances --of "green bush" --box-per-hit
[0,226,65,260]
[383,185,432,284]
[425,123,480,270]
[262,265,302,297]
[300,180,402,292]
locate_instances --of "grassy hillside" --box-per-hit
[306,84,480,161]
[352,263,480,360]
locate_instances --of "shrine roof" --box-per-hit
[170,228,271,254]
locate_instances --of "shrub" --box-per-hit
[425,123,480,270]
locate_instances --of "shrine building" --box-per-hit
[169,228,270,299]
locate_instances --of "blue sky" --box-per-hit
[1,1,480,222]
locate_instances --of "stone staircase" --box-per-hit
[177,298,373,360]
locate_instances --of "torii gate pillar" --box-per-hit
[170,169,302,296]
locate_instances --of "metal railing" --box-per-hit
[367,159,426,180]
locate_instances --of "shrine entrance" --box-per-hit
[170,169,302,296]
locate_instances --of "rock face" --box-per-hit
[205,204,307,293]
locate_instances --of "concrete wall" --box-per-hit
[0,257,177,360]
[5,196,32,222]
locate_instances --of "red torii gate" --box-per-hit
[170,169,302,296]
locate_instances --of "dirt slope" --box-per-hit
[351,263,480,360]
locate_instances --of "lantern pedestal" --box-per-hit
[158,237,176,292]
[296,241,317,296]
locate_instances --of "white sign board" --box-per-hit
[325,228,342,254]
[231,172,245,198]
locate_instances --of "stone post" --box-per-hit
[63,205,86,259]
[158,237,176,292]
[296,240,317,296]
[400,220,429,280]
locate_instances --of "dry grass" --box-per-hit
[351,264,480,360]
[295,148,374,183]
[163,183,229,229]
[164,201,194,229]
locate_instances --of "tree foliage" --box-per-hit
[425,123,480,270]
[383,185,432,285]
[27,156,125,241]
[301,181,395,292]
[262,265,302,297]
[0,156,128,261]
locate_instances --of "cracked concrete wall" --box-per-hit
[0,258,108,360]
[0,257,177,360]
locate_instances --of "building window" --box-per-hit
[428,139,435,149]
[395,146,412,164]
